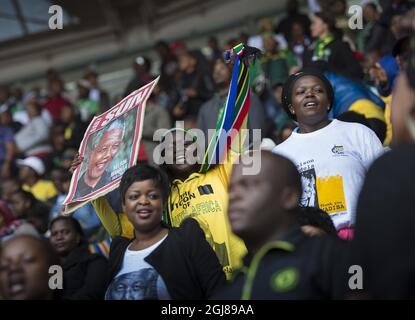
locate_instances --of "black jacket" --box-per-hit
[107,218,226,300]
[213,226,350,300]
[62,246,108,300]
[303,37,363,81]
[352,145,415,299]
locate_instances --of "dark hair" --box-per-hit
[27,101,42,116]
[297,206,337,235]
[281,69,335,121]
[49,216,85,245]
[314,12,342,39]
[364,2,378,12]
[120,163,170,206]
[154,40,169,49]
[337,111,370,127]
[14,189,37,205]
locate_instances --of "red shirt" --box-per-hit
[137,141,147,161]
[43,96,69,119]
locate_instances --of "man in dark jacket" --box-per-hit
[214,151,349,299]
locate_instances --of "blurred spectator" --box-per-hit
[288,21,311,68]
[224,38,238,51]
[303,12,364,81]
[378,0,415,27]
[14,101,52,158]
[0,86,14,113]
[248,17,288,52]
[369,54,399,98]
[0,235,60,300]
[9,86,24,114]
[43,79,69,120]
[12,91,52,127]
[390,50,415,145]
[207,36,223,62]
[49,122,66,168]
[16,156,57,204]
[75,80,99,122]
[141,99,171,166]
[357,2,396,55]
[277,0,311,42]
[60,149,78,172]
[49,168,101,238]
[329,0,357,50]
[8,190,36,220]
[46,68,62,86]
[323,70,387,142]
[197,59,266,147]
[215,151,348,299]
[352,47,415,295]
[0,178,20,203]
[0,108,16,178]
[9,189,50,235]
[259,36,297,138]
[393,35,411,71]
[0,200,39,241]
[0,200,16,232]
[84,70,110,113]
[269,82,293,140]
[123,56,153,98]
[154,40,179,91]
[60,103,88,150]
[172,50,214,121]
[49,216,108,300]
[261,34,297,88]
[0,105,22,133]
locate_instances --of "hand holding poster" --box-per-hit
[62,77,159,214]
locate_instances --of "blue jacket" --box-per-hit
[324,72,385,118]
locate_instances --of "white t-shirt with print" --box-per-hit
[105,235,171,300]
[272,119,384,230]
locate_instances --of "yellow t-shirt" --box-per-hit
[381,95,393,146]
[91,159,247,279]
[167,161,247,278]
[23,180,58,202]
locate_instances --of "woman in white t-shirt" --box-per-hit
[272,70,384,240]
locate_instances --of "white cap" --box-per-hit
[16,156,45,176]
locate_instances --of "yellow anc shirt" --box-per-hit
[91,158,247,279]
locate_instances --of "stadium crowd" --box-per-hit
[1,0,415,300]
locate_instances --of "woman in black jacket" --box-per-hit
[303,12,364,81]
[49,216,108,300]
[105,163,226,300]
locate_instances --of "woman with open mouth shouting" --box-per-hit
[272,70,384,240]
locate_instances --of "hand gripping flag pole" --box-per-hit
[200,43,262,173]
